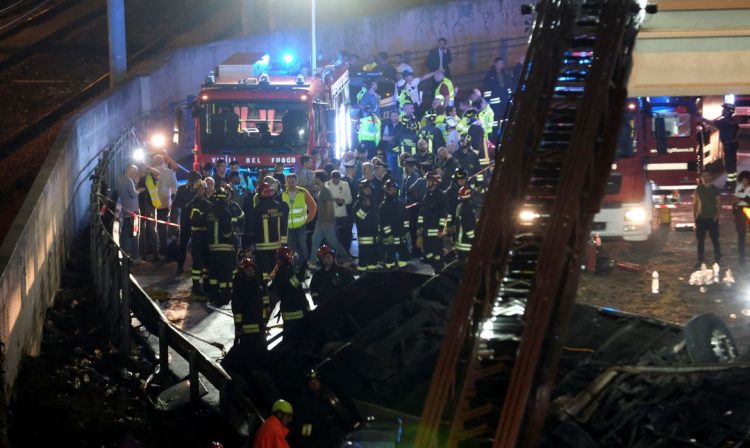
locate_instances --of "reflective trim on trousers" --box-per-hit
[233,313,242,323]
[282,310,304,321]
[242,324,260,334]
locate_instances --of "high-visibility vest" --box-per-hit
[356,87,367,103]
[282,188,309,229]
[358,115,381,145]
[435,77,455,104]
[479,107,495,137]
[145,173,162,209]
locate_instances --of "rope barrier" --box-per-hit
[97,193,181,228]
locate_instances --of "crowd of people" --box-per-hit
[113,38,523,447]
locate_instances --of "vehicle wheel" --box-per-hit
[684,313,738,363]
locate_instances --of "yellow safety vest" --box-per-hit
[479,107,495,137]
[358,115,381,145]
[145,173,162,209]
[435,77,455,103]
[282,187,309,230]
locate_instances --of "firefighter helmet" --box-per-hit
[239,257,256,271]
[401,116,419,131]
[722,103,736,113]
[214,187,228,199]
[276,246,295,265]
[426,171,442,185]
[384,178,399,193]
[271,399,293,415]
[458,186,472,201]
[423,108,437,120]
[454,168,468,181]
[359,178,372,190]
[317,244,335,261]
[306,368,320,380]
[257,182,274,198]
[464,109,477,119]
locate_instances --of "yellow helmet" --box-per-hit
[271,399,293,414]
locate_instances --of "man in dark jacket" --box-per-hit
[426,37,452,78]
[207,187,236,306]
[417,171,447,273]
[232,258,267,352]
[172,170,201,275]
[380,179,410,268]
[269,246,308,347]
[353,179,379,272]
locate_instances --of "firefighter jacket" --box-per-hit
[232,271,266,335]
[455,148,481,177]
[354,194,378,238]
[456,200,476,253]
[438,157,460,190]
[444,183,460,227]
[418,125,447,154]
[419,188,447,237]
[380,195,409,241]
[401,170,420,202]
[358,114,381,145]
[309,265,355,305]
[407,177,427,206]
[172,184,196,229]
[250,197,289,251]
[396,128,419,158]
[207,202,235,251]
[288,386,342,447]
[252,414,290,448]
[187,196,212,234]
[270,264,308,322]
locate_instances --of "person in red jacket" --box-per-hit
[253,399,293,448]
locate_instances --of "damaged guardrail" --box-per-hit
[89,133,263,431]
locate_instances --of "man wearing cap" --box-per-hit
[396,70,434,107]
[172,170,201,275]
[357,104,381,158]
[253,399,293,448]
[702,103,748,189]
[372,157,391,184]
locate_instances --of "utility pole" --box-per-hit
[311,0,317,73]
[107,0,127,88]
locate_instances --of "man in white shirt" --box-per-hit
[326,170,353,255]
[397,70,434,107]
[153,154,178,257]
[394,52,413,76]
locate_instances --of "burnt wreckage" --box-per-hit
[221,0,750,446]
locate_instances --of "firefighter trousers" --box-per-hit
[191,233,209,286]
[177,227,191,270]
[384,238,409,268]
[209,249,236,306]
[357,234,377,272]
[424,236,444,272]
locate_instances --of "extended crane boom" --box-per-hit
[415,1,652,446]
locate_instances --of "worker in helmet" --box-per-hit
[269,246,308,346]
[289,369,349,448]
[232,258,267,351]
[173,170,201,275]
[417,171,447,272]
[309,245,355,306]
[253,399,293,448]
[455,186,476,261]
[207,187,237,306]
[379,179,410,269]
[702,103,748,189]
[250,181,289,284]
[418,108,447,154]
[444,168,468,231]
[353,179,379,272]
[186,180,212,295]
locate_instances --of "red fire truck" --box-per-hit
[593,96,702,241]
[190,53,351,171]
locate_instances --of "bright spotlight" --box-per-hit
[724,94,736,105]
[132,147,146,162]
[150,133,167,149]
[282,53,294,64]
[519,209,540,223]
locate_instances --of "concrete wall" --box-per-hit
[0,0,527,403]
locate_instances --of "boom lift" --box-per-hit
[415,1,654,446]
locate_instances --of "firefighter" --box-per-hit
[252,399,293,448]
[289,370,346,448]
[417,171,447,272]
[227,188,245,258]
[309,245,355,306]
[251,182,289,282]
[437,146,460,190]
[454,135,481,177]
[232,258,267,352]
[357,104,381,158]
[380,179,410,268]
[444,168,468,231]
[455,186,476,261]
[207,187,236,306]
[187,180,212,295]
[418,109,447,153]
[702,103,746,189]
[173,170,201,275]
[396,116,420,168]
[353,179,379,272]
[269,246,308,347]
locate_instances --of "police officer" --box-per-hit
[309,245,355,306]
[455,186,476,261]
[269,246,308,347]
[417,171,447,272]
[380,179,410,268]
[232,258,267,351]
[354,179,379,272]
[187,180,212,295]
[173,170,201,275]
[207,187,236,306]
[357,104,381,158]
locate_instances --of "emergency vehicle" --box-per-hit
[592,97,702,241]
[190,53,353,171]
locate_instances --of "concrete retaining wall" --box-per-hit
[0,0,527,404]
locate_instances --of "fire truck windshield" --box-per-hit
[199,101,309,154]
[616,112,637,159]
[650,106,691,138]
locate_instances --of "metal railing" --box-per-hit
[89,133,262,429]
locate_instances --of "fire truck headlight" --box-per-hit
[132,147,146,162]
[624,207,647,224]
[519,209,540,223]
[149,133,167,149]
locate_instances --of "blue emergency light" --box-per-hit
[282,53,294,65]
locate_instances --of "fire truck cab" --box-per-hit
[191,53,351,172]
